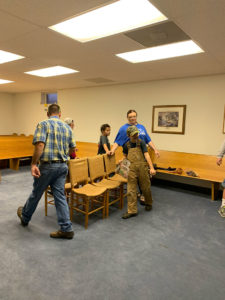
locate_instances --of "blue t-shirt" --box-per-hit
[114,123,151,146]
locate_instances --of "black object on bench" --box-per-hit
[153,164,176,171]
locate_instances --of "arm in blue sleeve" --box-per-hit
[142,125,151,144]
[114,126,129,146]
[145,129,151,144]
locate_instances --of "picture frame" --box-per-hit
[223,106,225,134]
[152,105,186,134]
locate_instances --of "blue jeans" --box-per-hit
[22,163,73,232]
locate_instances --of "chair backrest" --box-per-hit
[69,158,89,186]
[88,155,105,182]
[103,154,116,176]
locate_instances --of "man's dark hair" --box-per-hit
[127,109,137,117]
[48,104,61,115]
[101,124,110,132]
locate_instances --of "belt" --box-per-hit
[40,160,66,164]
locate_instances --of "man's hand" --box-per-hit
[31,164,41,178]
[217,158,222,166]
[154,150,160,158]
[150,168,156,176]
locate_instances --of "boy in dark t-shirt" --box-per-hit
[122,125,156,219]
[97,124,111,155]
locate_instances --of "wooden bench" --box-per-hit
[151,150,225,201]
[0,135,34,171]
[76,141,123,162]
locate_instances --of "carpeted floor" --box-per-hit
[0,166,224,300]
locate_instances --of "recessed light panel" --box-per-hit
[0,79,14,84]
[49,0,167,42]
[116,40,204,63]
[25,66,79,77]
[0,50,24,64]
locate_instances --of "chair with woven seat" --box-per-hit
[69,158,106,229]
[88,155,122,217]
[103,154,127,209]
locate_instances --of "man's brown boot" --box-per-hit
[122,212,138,219]
[50,230,74,239]
[17,206,28,226]
[145,204,152,211]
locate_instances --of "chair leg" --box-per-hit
[76,194,79,208]
[119,184,123,209]
[85,196,89,229]
[82,195,85,211]
[70,192,74,221]
[106,191,109,218]
[102,193,106,219]
[44,189,48,216]
[91,197,94,211]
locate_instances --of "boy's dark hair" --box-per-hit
[48,104,61,115]
[101,124,110,132]
[127,109,137,117]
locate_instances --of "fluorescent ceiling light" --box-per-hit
[0,50,24,64]
[0,79,14,84]
[49,0,167,42]
[25,66,79,77]
[116,40,204,63]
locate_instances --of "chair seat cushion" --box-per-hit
[109,174,128,183]
[92,178,120,189]
[73,184,106,197]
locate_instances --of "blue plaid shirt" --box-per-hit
[33,116,75,161]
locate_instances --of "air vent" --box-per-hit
[124,21,190,47]
[85,77,115,84]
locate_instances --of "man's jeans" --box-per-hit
[22,163,73,232]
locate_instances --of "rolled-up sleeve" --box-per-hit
[32,122,47,145]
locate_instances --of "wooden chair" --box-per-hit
[88,155,122,217]
[103,154,127,208]
[69,158,106,229]
[44,182,71,216]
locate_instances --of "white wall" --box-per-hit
[12,73,225,155]
[12,92,49,135]
[0,92,14,134]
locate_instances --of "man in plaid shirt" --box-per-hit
[17,104,75,239]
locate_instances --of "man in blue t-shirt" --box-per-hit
[111,109,160,157]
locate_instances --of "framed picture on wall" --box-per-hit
[152,105,186,134]
[223,106,225,134]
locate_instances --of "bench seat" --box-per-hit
[152,150,225,200]
[0,135,34,171]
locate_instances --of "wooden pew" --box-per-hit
[76,141,123,162]
[151,150,225,200]
[0,135,34,171]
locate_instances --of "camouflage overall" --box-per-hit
[127,139,153,214]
